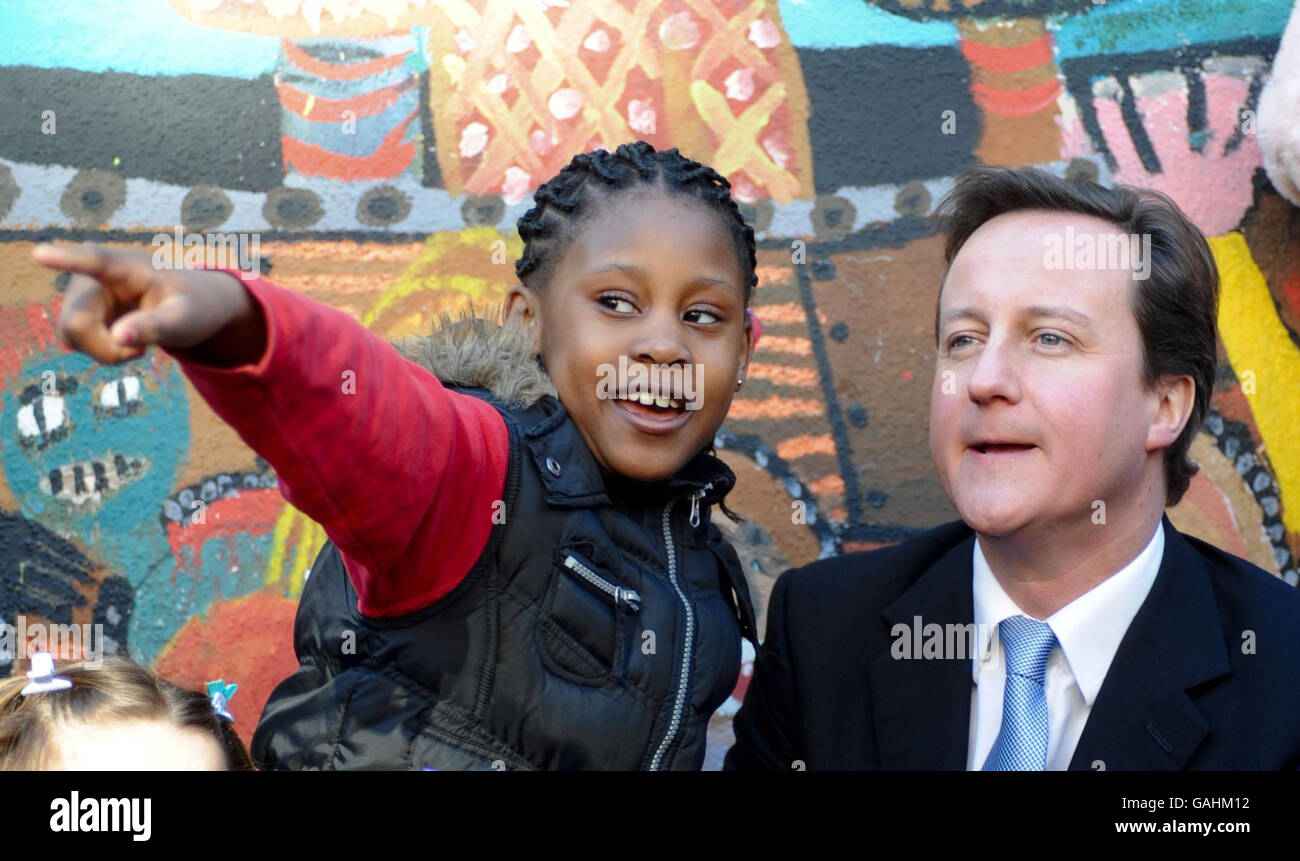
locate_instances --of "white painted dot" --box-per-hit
[548,88,583,120]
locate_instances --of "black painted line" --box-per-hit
[793,256,863,527]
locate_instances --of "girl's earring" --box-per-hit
[735,376,744,390]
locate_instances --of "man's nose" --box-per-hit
[966,336,1022,405]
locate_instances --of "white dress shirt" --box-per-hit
[966,521,1165,770]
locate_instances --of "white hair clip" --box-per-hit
[206,679,237,723]
[21,651,72,696]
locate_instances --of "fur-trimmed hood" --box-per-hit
[395,309,556,408]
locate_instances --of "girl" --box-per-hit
[0,653,254,770]
[34,141,761,770]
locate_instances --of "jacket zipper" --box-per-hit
[562,553,641,613]
[648,482,711,770]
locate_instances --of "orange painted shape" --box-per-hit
[281,38,414,81]
[281,109,418,179]
[970,78,1063,118]
[959,34,1054,75]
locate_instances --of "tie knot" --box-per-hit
[998,616,1057,684]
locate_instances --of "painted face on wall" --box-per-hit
[2,349,190,662]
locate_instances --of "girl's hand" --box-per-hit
[33,243,265,367]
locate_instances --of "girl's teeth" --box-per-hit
[635,393,655,406]
[653,396,670,408]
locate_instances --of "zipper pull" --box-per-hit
[615,587,642,613]
[689,482,713,528]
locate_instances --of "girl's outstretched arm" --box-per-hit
[168,270,511,616]
[35,244,509,617]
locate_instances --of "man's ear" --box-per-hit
[1146,373,1196,453]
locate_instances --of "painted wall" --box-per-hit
[0,0,1296,769]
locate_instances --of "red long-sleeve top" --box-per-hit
[163,272,510,617]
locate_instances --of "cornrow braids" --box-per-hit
[514,141,758,303]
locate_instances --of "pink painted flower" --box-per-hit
[502,166,532,205]
[506,24,532,54]
[748,18,781,50]
[628,99,656,135]
[459,122,489,159]
[725,68,756,102]
[453,28,476,54]
[762,133,790,169]
[529,128,554,156]
[659,11,700,51]
[549,88,583,120]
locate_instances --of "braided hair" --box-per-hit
[515,141,758,303]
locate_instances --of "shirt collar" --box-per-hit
[971,521,1165,705]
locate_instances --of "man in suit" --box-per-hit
[726,166,1300,770]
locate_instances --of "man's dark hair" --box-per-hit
[934,165,1220,507]
[515,140,757,303]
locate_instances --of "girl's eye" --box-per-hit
[684,308,722,325]
[597,294,636,314]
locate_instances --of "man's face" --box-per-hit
[524,191,752,482]
[930,210,1161,538]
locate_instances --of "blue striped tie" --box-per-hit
[982,616,1058,771]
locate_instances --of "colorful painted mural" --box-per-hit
[0,0,1296,770]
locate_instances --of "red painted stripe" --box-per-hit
[960,34,1055,74]
[970,78,1063,117]
[277,78,414,122]
[281,38,413,81]
[282,109,418,179]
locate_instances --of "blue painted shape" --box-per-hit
[1052,0,1292,60]
[0,0,279,77]
[778,0,958,49]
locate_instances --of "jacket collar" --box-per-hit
[517,395,736,511]
[865,516,1230,770]
[1067,516,1230,770]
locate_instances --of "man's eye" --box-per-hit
[1037,332,1067,347]
[684,309,721,325]
[598,295,636,314]
[947,334,976,350]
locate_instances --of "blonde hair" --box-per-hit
[0,655,254,770]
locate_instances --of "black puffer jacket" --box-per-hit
[251,317,758,770]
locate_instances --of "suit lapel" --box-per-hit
[1068,518,1231,770]
[867,536,976,769]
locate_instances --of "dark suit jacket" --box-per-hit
[725,517,1300,770]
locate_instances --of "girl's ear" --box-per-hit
[737,310,758,389]
[505,285,542,352]
[505,284,538,326]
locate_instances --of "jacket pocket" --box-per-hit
[536,548,639,685]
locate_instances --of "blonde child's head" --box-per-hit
[0,654,253,770]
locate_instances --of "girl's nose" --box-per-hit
[629,310,692,367]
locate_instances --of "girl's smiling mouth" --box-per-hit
[611,394,692,435]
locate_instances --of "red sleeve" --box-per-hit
[162,270,510,617]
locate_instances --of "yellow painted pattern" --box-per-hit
[1209,232,1300,533]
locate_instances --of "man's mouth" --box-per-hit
[969,442,1036,455]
